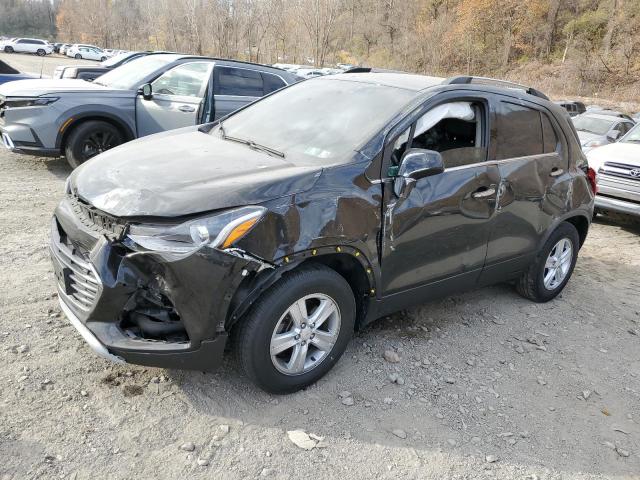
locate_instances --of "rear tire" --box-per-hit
[36,49,45,56]
[64,120,124,169]
[235,265,356,394]
[516,222,580,303]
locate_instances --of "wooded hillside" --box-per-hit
[1,0,639,100]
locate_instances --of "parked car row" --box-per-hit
[0,54,300,167]
[53,51,173,81]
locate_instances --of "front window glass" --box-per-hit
[410,101,486,168]
[573,116,615,135]
[151,62,211,97]
[217,78,415,164]
[94,55,175,90]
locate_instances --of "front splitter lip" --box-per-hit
[58,295,126,364]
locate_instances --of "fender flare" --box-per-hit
[55,111,136,151]
[537,210,591,253]
[225,244,377,330]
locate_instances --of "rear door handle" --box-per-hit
[550,168,564,177]
[178,105,195,113]
[472,187,496,199]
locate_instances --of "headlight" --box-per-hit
[126,206,266,254]
[4,97,59,108]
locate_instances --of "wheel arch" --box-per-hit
[226,248,375,333]
[538,212,591,253]
[57,113,135,154]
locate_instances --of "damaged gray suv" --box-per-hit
[50,73,595,393]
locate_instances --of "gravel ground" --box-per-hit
[1,141,639,478]
[0,52,96,78]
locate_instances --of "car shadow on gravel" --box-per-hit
[44,156,72,180]
[593,213,640,235]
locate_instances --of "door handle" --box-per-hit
[178,105,195,113]
[471,187,496,199]
[550,168,564,177]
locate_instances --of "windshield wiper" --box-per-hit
[219,125,285,158]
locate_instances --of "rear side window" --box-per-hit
[541,113,559,153]
[494,102,543,159]
[262,73,286,94]
[214,67,264,97]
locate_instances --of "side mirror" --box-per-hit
[607,129,620,141]
[139,83,153,101]
[393,149,444,198]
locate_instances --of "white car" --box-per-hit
[3,38,53,56]
[73,47,108,62]
[587,123,640,219]
[66,44,102,58]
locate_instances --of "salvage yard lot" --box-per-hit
[1,145,639,478]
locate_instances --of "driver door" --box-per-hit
[380,94,501,303]
[136,61,214,137]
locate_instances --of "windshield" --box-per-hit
[573,115,615,135]
[216,78,416,163]
[101,51,137,68]
[94,55,174,90]
[621,123,640,143]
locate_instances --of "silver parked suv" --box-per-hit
[0,54,300,168]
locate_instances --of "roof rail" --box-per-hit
[444,76,550,101]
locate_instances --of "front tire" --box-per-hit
[100,56,107,62]
[36,49,45,56]
[516,222,580,302]
[5,46,14,53]
[64,120,123,169]
[236,265,356,394]
[74,53,82,59]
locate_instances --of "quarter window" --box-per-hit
[151,62,211,98]
[214,67,264,97]
[262,73,286,94]
[495,102,543,159]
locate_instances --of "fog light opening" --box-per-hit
[121,288,189,343]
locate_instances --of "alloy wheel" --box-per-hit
[80,130,117,160]
[543,238,573,290]
[270,293,341,375]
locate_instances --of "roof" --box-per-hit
[328,72,444,91]
[581,112,627,122]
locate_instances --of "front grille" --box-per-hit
[51,232,101,313]
[69,195,127,240]
[600,162,640,182]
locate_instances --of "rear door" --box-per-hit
[136,61,214,137]
[480,98,570,283]
[212,66,266,120]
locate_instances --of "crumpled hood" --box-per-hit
[0,78,124,97]
[70,127,323,217]
[586,141,640,172]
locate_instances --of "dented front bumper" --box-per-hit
[49,197,259,371]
